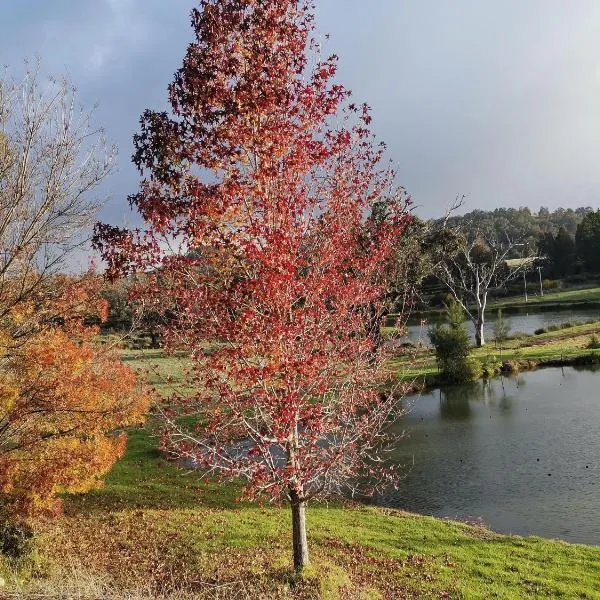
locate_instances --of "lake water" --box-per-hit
[402,308,600,344]
[379,367,600,545]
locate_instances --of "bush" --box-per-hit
[542,279,560,290]
[552,321,576,331]
[508,331,528,340]
[536,321,585,336]
[493,309,510,346]
[444,356,483,383]
[573,353,600,366]
[0,520,34,558]
[564,273,592,285]
[429,300,479,384]
[503,359,538,374]
[481,356,502,379]
[120,334,160,350]
[429,323,470,365]
[587,334,600,349]
[428,292,453,308]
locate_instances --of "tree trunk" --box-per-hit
[475,314,485,347]
[475,292,487,347]
[290,489,309,571]
[366,302,384,358]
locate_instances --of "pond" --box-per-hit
[379,366,600,545]
[402,308,600,344]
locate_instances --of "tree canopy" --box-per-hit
[95,0,410,571]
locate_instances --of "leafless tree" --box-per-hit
[436,230,534,347]
[0,61,115,340]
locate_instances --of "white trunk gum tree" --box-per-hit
[437,235,531,348]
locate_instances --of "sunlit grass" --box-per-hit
[389,320,600,381]
[2,421,598,598]
[3,338,600,597]
[490,286,600,309]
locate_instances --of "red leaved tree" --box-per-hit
[95,0,410,570]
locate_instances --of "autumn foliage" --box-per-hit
[0,276,149,518]
[0,64,147,523]
[95,0,409,569]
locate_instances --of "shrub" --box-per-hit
[481,356,502,378]
[429,300,479,384]
[429,323,470,363]
[574,353,600,366]
[503,359,538,374]
[587,334,600,349]
[445,357,483,383]
[0,520,34,558]
[493,309,510,359]
[542,279,560,290]
[507,331,528,341]
[428,292,452,308]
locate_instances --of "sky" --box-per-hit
[3,0,600,224]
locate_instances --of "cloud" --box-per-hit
[4,0,600,226]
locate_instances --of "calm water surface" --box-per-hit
[380,367,600,545]
[404,308,600,344]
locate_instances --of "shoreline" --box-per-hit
[398,352,600,394]
[390,322,600,393]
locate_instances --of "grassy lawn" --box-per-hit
[489,286,600,310]
[1,347,600,597]
[2,424,599,598]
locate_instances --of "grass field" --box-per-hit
[489,286,600,311]
[2,347,600,597]
[2,425,600,598]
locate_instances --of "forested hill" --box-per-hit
[445,206,592,247]
[441,206,600,277]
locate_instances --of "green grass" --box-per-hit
[395,286,600,320]
[3,420,598,598]
[120,348,194,397]
[3,347,600,598]
[66,427,242,514]
[490,286,600,310]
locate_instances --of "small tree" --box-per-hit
[0,64,147,522]
[379,214,462,335]
[429,299,480,384]
[95,0,409,571]
[576,211,600,272]
[0,62,115,351]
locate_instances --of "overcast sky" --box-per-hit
[3,0,600,223]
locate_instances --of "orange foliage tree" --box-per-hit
[0,276,149,518]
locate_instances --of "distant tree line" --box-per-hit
[99,206,600,335]
[444,207,600,279]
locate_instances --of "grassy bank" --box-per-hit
[1,350,600,597]
[393,286,600,320]
[2,426,600,599]
[489,286,600,312]
[388,319,600,387]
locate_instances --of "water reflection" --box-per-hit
[573,362,600,374]
[439,384,476,420]
[381,366,600,545]
[435,379,517,421]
